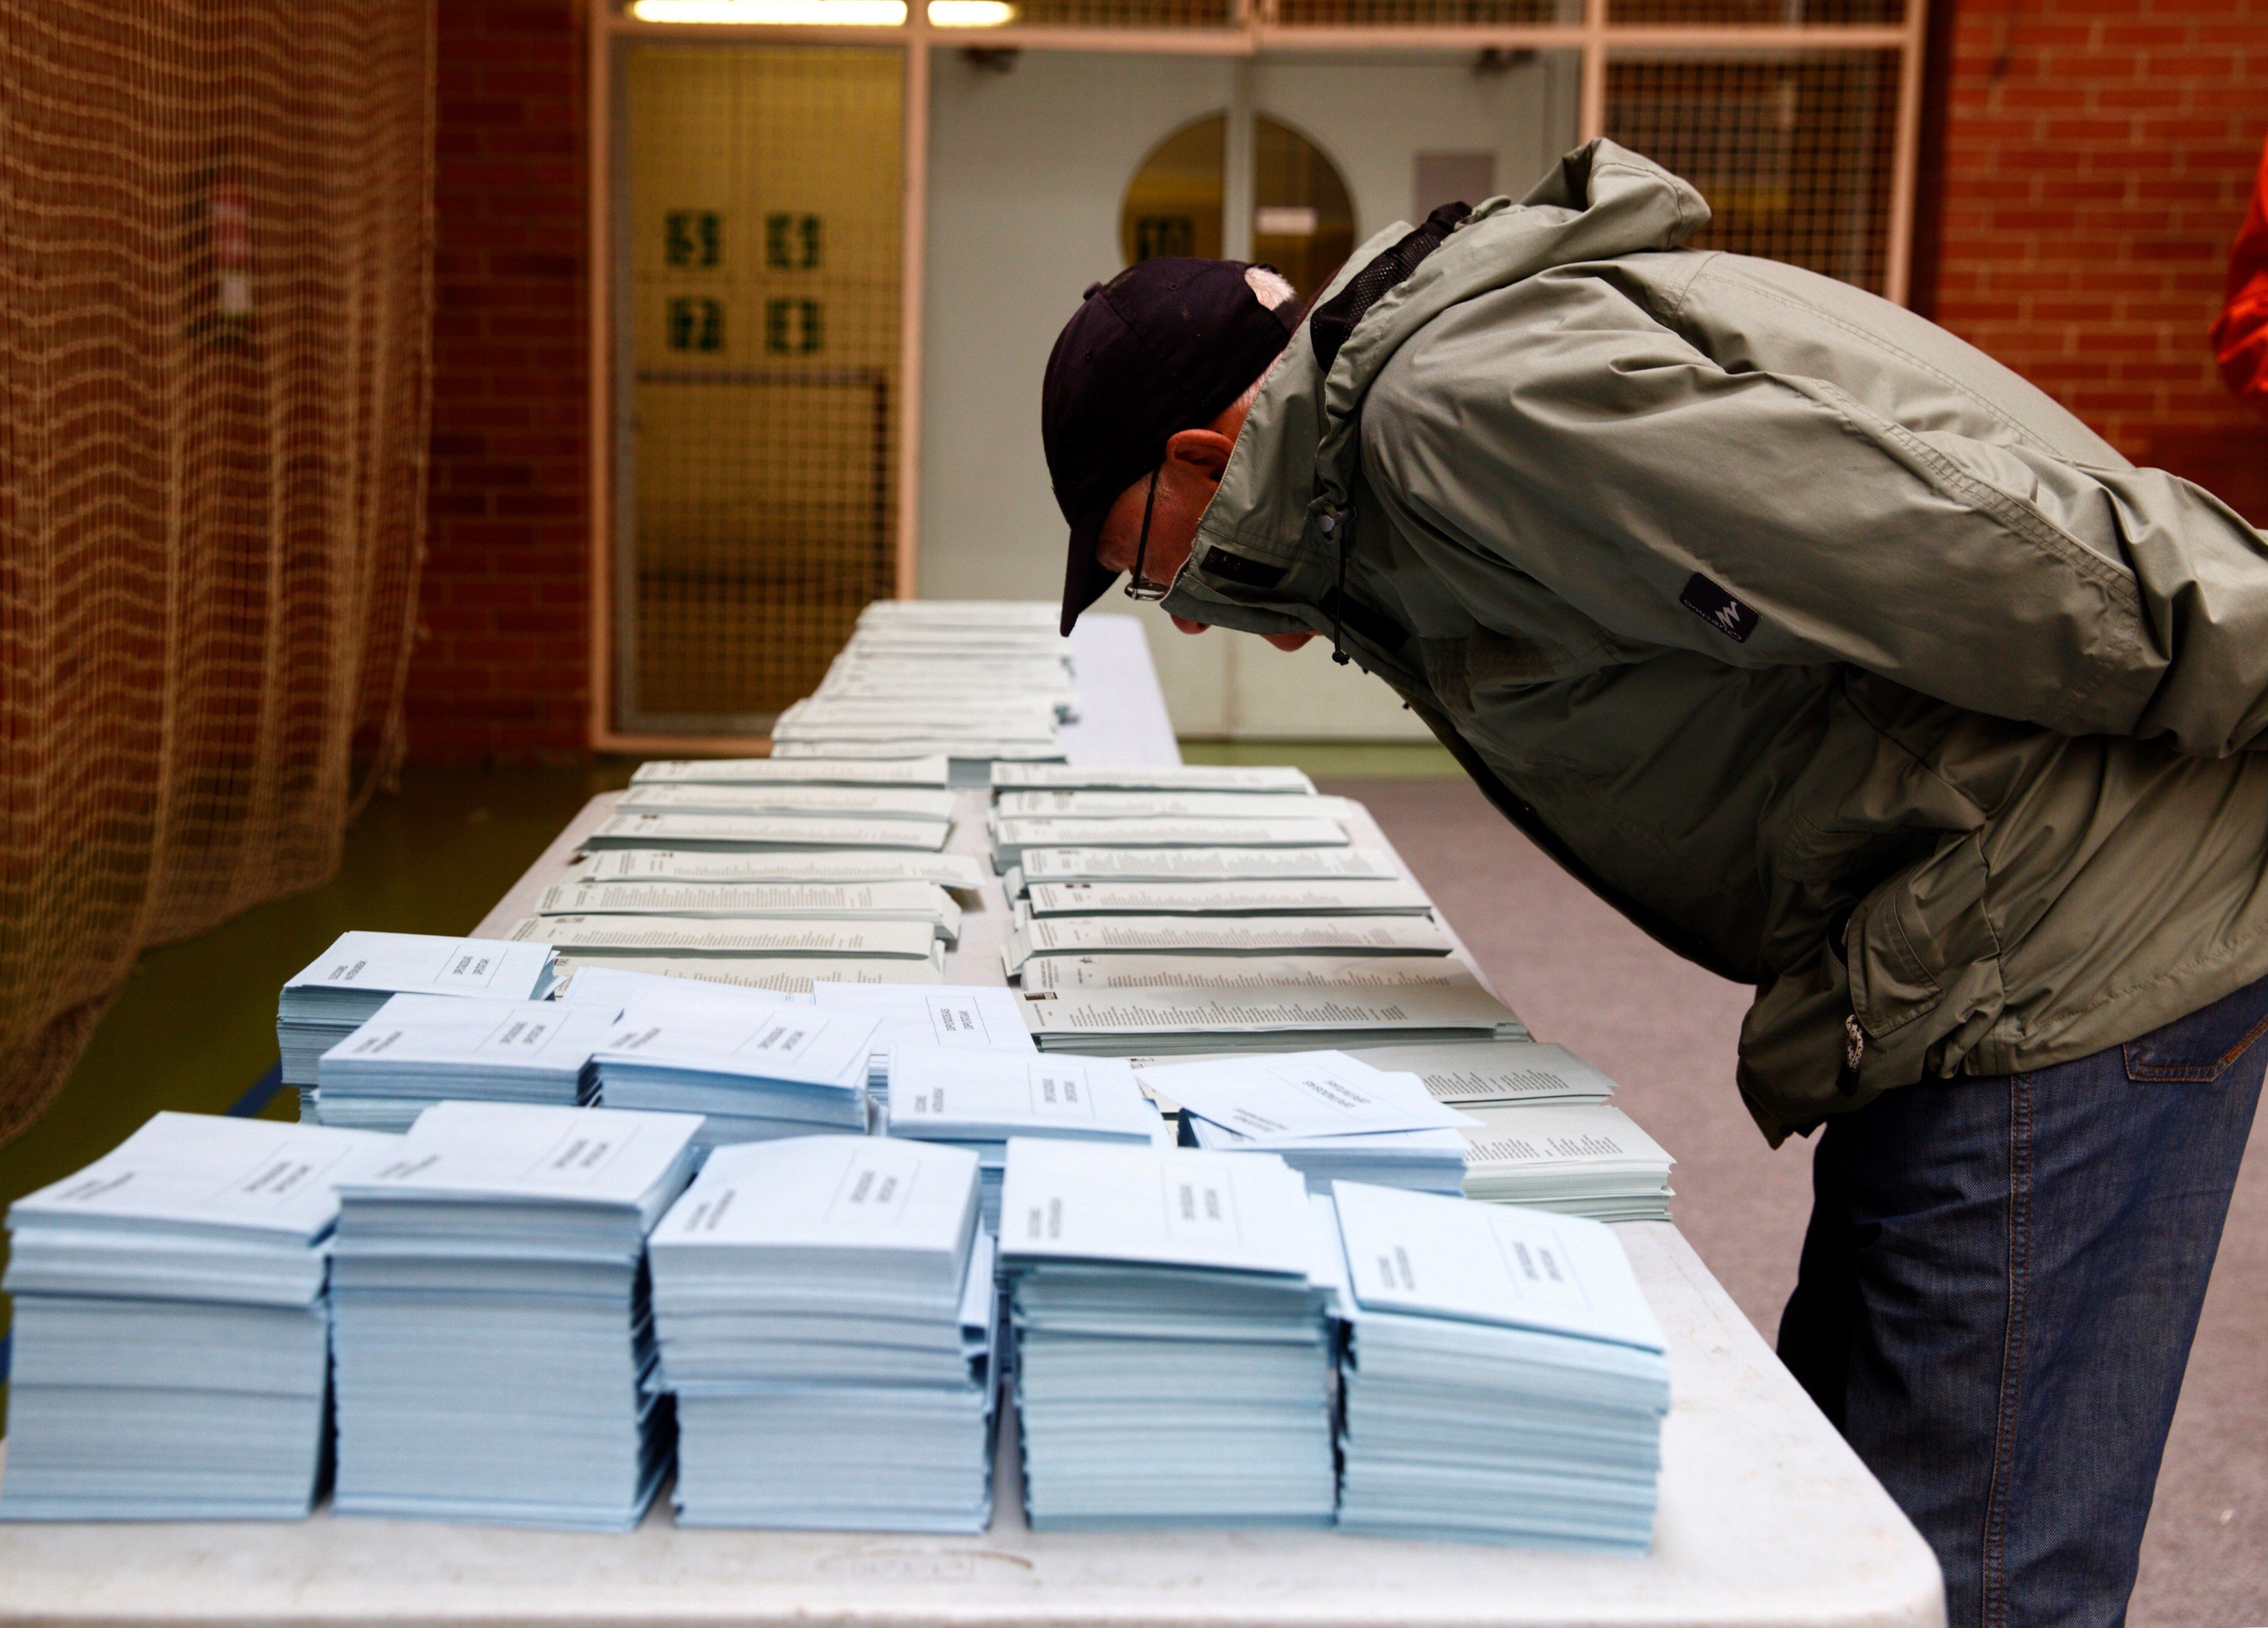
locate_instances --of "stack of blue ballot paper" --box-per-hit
[328,1102,701,1531]
[0,1113,399,1520]
[810,979,1036,1107]
[1144,1050,1477,1196]
[883,1044,1169,1228]
[577,987,883,1151]
[1327,1181,1672,1551]
[1000,1138,1336,1529]
[648,1136,1000,1532]
[278,932,558,1115]
[314,994,619,1133]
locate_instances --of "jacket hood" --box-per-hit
[1161,139,1708,637]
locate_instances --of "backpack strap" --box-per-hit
[1306,201,1472,371]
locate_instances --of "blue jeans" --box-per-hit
[1778,975,2266,1628]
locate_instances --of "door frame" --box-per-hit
[587,0,1927,752]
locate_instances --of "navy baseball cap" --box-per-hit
[1042,258,1303,635]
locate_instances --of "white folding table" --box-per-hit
[0,615,1944,1626]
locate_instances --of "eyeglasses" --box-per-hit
[1122,468,1172,602]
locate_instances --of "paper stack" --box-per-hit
[633,756,952,789]
[531,879,963,946]
[992,763,1315,794]
[1019,952,1493,993]
[884,1044,1168,1228]
[505,914,946,979]
[1020,877,1436,919]
[1458,1103,1675,1220]
[808,979,1037,1107]
[1149,1050,1475,1196]
[1020,982,1526,1055]
[314,993,618,1133]
[580,990,882,1151]
[552,955,947,994]
[773,601,1074,778]
[612,782,958,824]
[277,932,557,1113]
[562,845,988,893]
[648,1137,999,1532]
[328,1102,701,1531]
[1005,906,1455,972]
[1014,844,1401,885]
[0,1114,398,1520]
[583,811,955,853]
[1329,1181,1672,1550]
[1000,1140,1337,1529]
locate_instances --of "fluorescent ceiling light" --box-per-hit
[928,0,1017,21]
[629,0,909,22]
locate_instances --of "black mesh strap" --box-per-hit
[1307,201,1472,372]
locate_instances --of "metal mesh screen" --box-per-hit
[0,0,434,1144]
[620,44,905,732]
[1610,0,1903,23]
[1606,51,1900,294]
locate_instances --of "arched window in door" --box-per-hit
[1120,111,1356,306]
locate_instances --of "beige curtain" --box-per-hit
[0,0,435,1144]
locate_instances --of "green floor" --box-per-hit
[0,739,1454,1402]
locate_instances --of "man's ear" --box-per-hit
[1164,427,1236,483]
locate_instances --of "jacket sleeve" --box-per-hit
[2212,137,2268,410]
[1367,269,2268,756]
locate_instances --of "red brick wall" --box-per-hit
[406,0,592,765]
[1932,0,2268,521]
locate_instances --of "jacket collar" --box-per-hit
[1158,139,1709,641]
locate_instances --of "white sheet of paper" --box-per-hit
[1332,1179,1665,1352]
[997,1140,1313,1278]
[1141,1051,1481,1142]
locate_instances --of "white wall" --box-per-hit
[918,48,1576,739]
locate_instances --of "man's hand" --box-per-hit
[1169,614,1314,652]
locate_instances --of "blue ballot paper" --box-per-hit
[585,996,881,1152]
[648,1135,1000,1532]
[1327,1181,1672,1551]
[998,1138,1336,1530]
[0,1113,401,1521]
[883,1044,1169,1229]
[328,1102,702,1532]
[314,993,618,1134]
[277,932,558,1107]
[810,980,1035,1107]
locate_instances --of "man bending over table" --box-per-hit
[1038,140,2267,1628]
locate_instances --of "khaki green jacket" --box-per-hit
[1161,140,2268,1141]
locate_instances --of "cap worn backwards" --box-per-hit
[1041,258,1303,636]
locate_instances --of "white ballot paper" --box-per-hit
[1022,982,1526,1054]
[615,783,958,822]
[585,812,951,852]
[887,1047,1161,1144]
[1347,1041,1613,1105]
[1019,953,1483,991]
[1457,1102,1675,1220]
[535,880,961,942]
[1332,1180,1664,1353]
[1006,911,1453,972]
[992,763,1315,795]
[1143,1051,1481,1142]
[992,817,1346,869]
[994,790,1351,823]
[999,1140,1313,1277]
[1016,845,1403,886]
[1024,878,1434,918]
[567,847,988,894]
[551,955,944,994]
[510,914,944,963]
[775,739,1064,764]
[632,756,950,788]
[812,982,1036,1054]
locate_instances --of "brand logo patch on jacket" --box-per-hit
[1678,573,1758,643]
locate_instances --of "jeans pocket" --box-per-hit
[2122,973,2268,1082]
